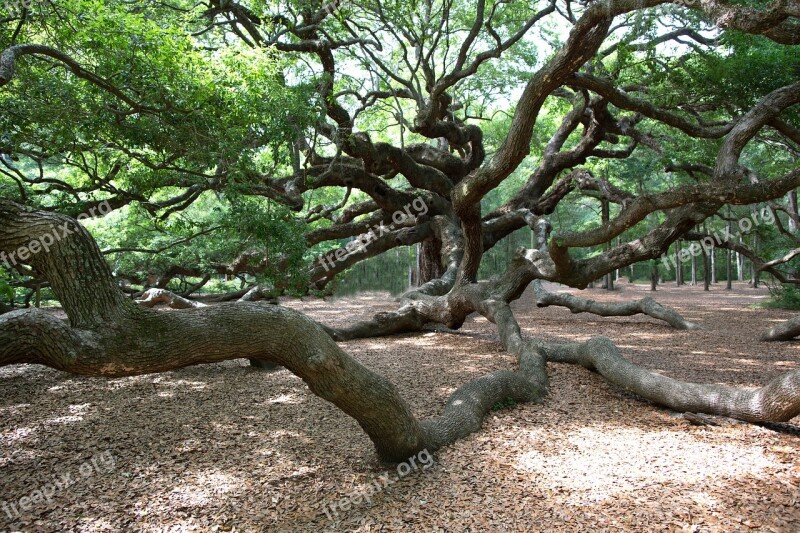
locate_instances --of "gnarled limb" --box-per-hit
[531,281,700,330]
[541,336,800,422]
[0,308,93,370]
[0,44,167,113]
[325,305,427,341]
[761,315,800,342]
[690,0,800,45]
[0,301,430,462]
[4,199,799,466]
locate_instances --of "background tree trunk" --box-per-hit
[787,190,798,233]
[752,234,761,288]
[650,260,658,291]
[726,246,733,290]
[711,247,717,284]
[602,200,613,291]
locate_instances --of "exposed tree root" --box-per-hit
[756,421,800,437]
[761,315,800,341]
[679,412,742,427]
[532,280,700,330]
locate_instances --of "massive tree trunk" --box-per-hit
[1,200,799,466]
[419,237,445,284]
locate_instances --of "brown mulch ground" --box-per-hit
[1,282,798,532]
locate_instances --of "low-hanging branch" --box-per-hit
[531,280,700,330]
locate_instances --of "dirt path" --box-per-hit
[1,283,798,532]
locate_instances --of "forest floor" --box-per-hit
[0,282,798,532]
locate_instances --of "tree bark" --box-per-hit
[602,199,613,291]
[726,246,733,290]
[419,238,445,284]
[752,234,761,288]
[650,260,658,291]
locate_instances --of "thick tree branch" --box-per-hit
[761,316,800,342]
[543,336,800,422]
[531,281,699,330]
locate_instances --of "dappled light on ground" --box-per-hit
[516,426,781,502]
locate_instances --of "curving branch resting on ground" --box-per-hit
[422,298,549,450]
[531,281,700,330]
[540,336,800,422]
[761,315,800,342]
